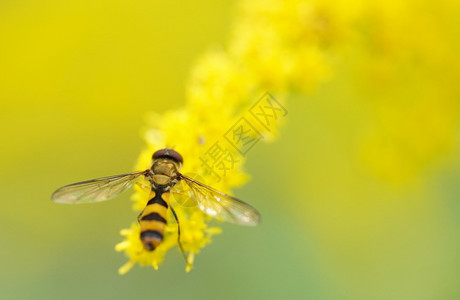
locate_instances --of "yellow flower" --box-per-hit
[117,0,460,272]
[115,0,325,273]
[115,97,259,272]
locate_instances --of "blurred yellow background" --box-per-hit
[1,0,459,299]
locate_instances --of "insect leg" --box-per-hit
[135,182,151,190]
[169,205,189,266]
[137,210,144,223]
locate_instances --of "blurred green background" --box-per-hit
[1,0,459,299]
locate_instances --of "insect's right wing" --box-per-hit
[181,175,261,226]
[52,170,149,204]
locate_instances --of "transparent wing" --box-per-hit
[52,170,149,204]
[181,175,261,226]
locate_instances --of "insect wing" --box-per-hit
[52,171,148,204]
[181,175,260,226]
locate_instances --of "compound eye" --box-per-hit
[152,149,166,160]
[167,150,183,164]
[152,149,183,164]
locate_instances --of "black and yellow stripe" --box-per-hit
[139,189,169,251]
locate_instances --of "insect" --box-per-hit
[52,149,260,259]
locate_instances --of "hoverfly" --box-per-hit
[52,149,260,259]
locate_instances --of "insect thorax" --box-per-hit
[150,158,180,191]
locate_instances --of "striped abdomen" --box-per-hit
[139,189,169,251]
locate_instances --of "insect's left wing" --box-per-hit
[52,170,149,204]
[181,175,261,226]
